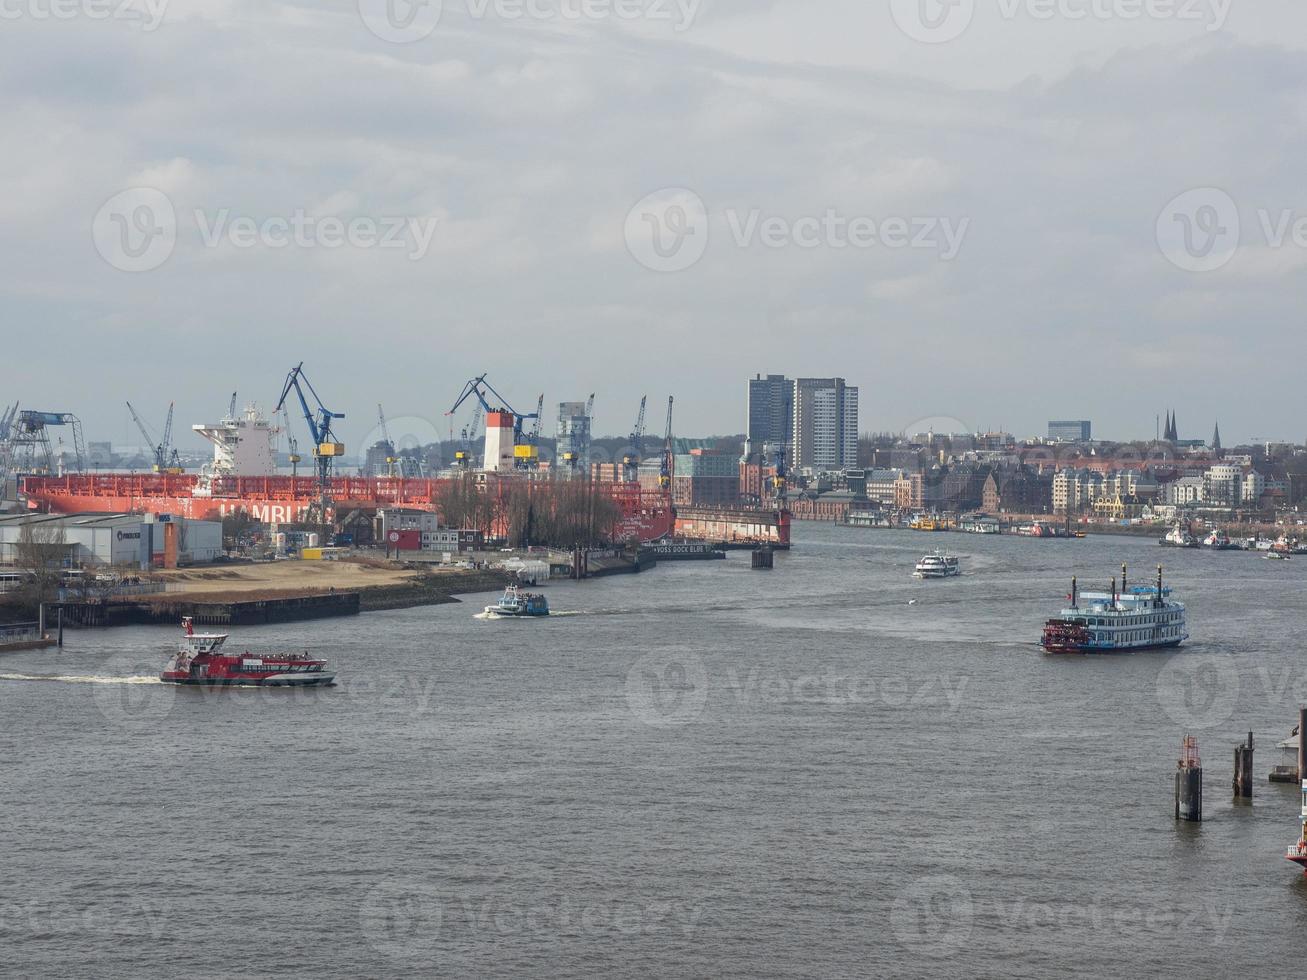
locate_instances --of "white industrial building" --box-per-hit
[0,513,222,568]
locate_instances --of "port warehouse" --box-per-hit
[0,513,222,568]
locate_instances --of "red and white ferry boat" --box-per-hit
[160,617,335,687]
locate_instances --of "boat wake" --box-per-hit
[0,673,162,685]
[473,610,584,620]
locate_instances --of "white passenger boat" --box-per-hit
[913,552,960,579]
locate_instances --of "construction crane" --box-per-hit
[446,374,539,466]
[769,395,791,505]
[227,391,238,419]
[275,363,344,518]
[377,403,397,477]
[455,401,483,470]
[126,400,181,473]
[4,411,86,478]
[623,396,647,482]
[279,407,301,478]
[659,396,674,490]
[0,401,18,495]
[518,394,545,470]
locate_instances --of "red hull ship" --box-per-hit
[161,617,335,687]
[21,472,678,543]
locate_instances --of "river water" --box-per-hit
[3,524,1307,978]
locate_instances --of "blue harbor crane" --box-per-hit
[4,410,85,479]
[275,363,344,518]
[520,393,545,470]
[446,374,540,466]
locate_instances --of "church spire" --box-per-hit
[1211,421,1221,453]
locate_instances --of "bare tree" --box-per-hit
[15,520,67,608]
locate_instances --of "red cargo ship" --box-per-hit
[22,472,678,543]
[161,617,335,687]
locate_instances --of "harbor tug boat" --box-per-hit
[160,617,335,686]
[1160,524,1197,548]
[913,552,960,579]
[1040,564,1187,654]
[1202,528,1235,550]
[483,584,549,618]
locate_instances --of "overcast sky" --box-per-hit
[3,0,1304,454]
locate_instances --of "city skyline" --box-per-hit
[16,383,1265,457]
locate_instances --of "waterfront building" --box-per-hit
[1203,464,1242,507]
[1052,468,1104,514]
[982,465,1053,514]
[792,377,858,472]
[672,448,741,508]
[1166,476,1205,506]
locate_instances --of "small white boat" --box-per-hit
[913,552,960,579]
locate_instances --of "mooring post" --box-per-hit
[1176,735,1203,822]
[1299,706,1307,781]
[1234,731,1254,799]
[39,602,45,638]
[57,606,64,648]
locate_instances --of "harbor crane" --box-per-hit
[659,396,674,490]
[456,401,483,470]
[519,394,545,470]
[770,395,791,505]
[623,396,647,482]
[275,362,344,514]
[227,392,238,419]
[446,373,539,464]
[377,403,397,477]
[0,402,18,494]
[126,400,181,473]
[4,410,86,478]
[279,407,301,479]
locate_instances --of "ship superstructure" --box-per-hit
[193,404,281,479]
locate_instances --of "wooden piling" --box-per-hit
[1233,731,1254,799]
[1299,707,1307,782]
[1176,735,1202,822]
[751,547,774,570]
